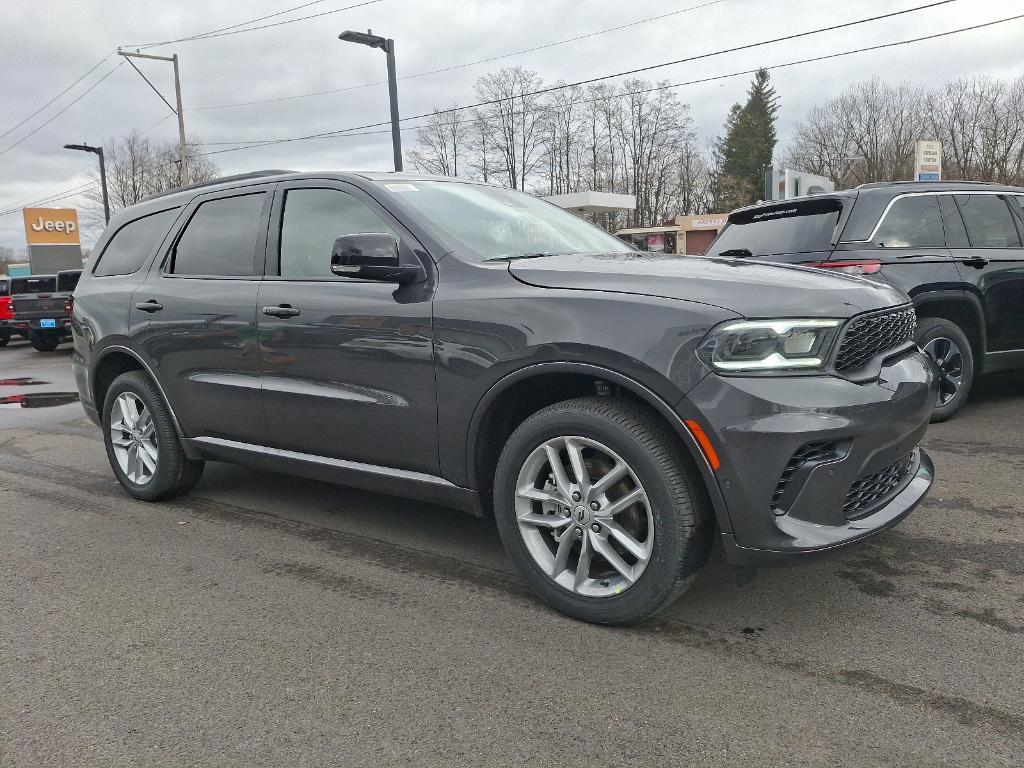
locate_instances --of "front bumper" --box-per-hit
[677,349,937,565]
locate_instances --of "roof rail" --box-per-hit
[142,169,295,202]
[855,179,997,189]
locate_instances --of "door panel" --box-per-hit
[131,186,272,443]
[256,182,438,474]
[948,193,1024,352]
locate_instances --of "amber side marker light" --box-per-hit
[806,259,882,275]
[683,419,721,471]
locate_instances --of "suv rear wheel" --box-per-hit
[916,317,974,422]
[102,371,205,501]
[493,397,711,625]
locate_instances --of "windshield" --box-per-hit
[709,198,842,258]
[378,180,632,261]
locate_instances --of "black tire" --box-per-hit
[102,371,205,501]
[916,316,974,423]
[29,330,59,352]
[0,330,9,347]
[493,397,712,625]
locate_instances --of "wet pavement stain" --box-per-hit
[0,378,48,386]
[0,392,79,409]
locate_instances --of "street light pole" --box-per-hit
[117,49,189,186]
[63,143,110,224]
[339,30,403,172]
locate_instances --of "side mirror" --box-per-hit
[330,233,422,284]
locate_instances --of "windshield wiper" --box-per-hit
[485,252,564,262]
[717,248,754,258]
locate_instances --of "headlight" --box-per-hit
[697,319,841,374]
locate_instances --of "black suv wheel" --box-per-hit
[493,397,712,625]
[102,371,205,501]
[916,317,974,422]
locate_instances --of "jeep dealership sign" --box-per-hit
[23,207,80,246]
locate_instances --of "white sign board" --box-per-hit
[915,140,942,181]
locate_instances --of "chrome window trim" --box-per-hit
[843,190,1024,244]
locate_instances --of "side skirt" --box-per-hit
[182,437,484,516]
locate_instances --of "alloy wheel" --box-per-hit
[514,436,654,598]
[110,392,159,485]
[923,336,963,407]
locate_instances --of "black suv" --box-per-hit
[72,171,936,624]
[709,181,1024,420]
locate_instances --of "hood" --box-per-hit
[509,252,907,318]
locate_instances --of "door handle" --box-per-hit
[135,300,163,313]
[957,257,989,269]
[262,304,300,318]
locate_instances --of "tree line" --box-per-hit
[786,75,1024,187]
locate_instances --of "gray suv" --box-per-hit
[71,171,937,624]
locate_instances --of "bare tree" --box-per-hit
[407,105,469,177]
[472,67,546,191]
[82,128,220,221]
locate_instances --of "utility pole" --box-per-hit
[63,143,110,224]
[339,30,403,172]
[117,49,189,187]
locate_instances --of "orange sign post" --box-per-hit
[23,208,80,246]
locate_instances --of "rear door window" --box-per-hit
[171,193,266,276]
[954,194,1022,248]
[871,195,944,248]
[709,198,842,259]
[94,208,179,277]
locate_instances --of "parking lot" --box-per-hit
[1,338,1022,767]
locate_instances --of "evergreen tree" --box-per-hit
[715,69,779,206]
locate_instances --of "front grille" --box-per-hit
[843,452,914,519]
[835,306,916,374]
[772,440,838,514]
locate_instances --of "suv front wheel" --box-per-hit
[916,317,974,422]
[494,397,711,625]
[102,371,205,501]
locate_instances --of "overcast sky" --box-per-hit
[1,0,1022,250]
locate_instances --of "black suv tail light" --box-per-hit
[806,260,881,275]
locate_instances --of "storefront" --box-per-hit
[616,213,728,256]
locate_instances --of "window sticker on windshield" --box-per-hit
[385,183,418,192]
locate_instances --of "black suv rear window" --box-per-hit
[709,198,842,258]
[57,271,81,292]
[94,208,179,277]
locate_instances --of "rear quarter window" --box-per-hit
[94,208,180,277]
[709,198,842,259]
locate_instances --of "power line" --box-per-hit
[124,0,331,50]
[123,0,383,51]
[0,61,125,157]
[191,0,726,111]
[0,51,115,142]
[0,180,101,218]
[196,0,963,154]
[0,164,97,213]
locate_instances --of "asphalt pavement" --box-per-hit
[1,338,1022,767]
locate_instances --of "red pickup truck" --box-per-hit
[7,270,81,351]
[0,277,27,347]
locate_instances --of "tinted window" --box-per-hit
[172,193,265,276]
[0,280,8,297]
[57,271,81,292]
[11,276,56,294]
[279,188,397,278]
[95,208,179,277]
[955,194,1021,248]
[709,198,842,258]
[872,195,944,247]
